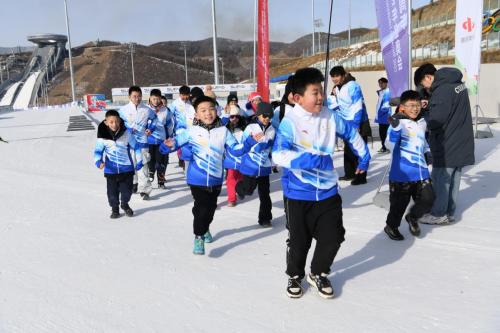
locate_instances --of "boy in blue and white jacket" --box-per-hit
[147,89,174,189]
[329,66,370,185]
[94,110,143,219]
[160,96,261,255]
[374,77,392,153]
[118,86,157,199]
[383,90,435,241]
[235,102,276,227]
[273,67,370,299]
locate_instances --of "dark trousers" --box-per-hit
[149,144,169,184]
[386,179,435,228]
[379,124,389,149]
[190,185,221,236]
[286,194,345,278]
[106,173,134,209]
[343,136,368,178]
[236,175,272,222]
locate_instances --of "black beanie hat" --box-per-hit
[227,94,238,103]
[255,102,274,118]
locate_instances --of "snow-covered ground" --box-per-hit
[0,108,499,333]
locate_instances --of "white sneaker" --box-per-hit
[418,213,449,225]
[447,215,456,223]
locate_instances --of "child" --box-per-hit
[236,102,276,227]
[147,89,174,189]
[118,86,157,200]
[221,94,240,125]
[94,110,142,218]
[160,96,262,255]
[374,77,391,153]
[170,85,193,170]
[273,67,370,299]
[272,75,295,129]
[223,105,247,207]
[329,66,370,185]
[383,90,434,241]
[243,92,262,118]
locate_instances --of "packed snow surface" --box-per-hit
[0,108,499,332]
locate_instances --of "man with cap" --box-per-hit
[236,102,276,227]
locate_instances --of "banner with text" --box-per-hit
[375,0,410,99]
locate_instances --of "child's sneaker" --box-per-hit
[384,225,404,241]
[286,276,303,298]
[158,183,166,189]
[193,236,205,255]
[405,214,421,236]
[307,273,334,299]
[228,202,237,207]
[110,207,120,219]
[203,230,213,243]
[140,193,150,200]
[121,203,134,217]
[258,220,272,228]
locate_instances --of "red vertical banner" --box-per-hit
[257,0,270,101]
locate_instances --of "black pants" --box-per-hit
[379,124,389,149]
[343,135,368,178]
[106,172,134,209]
[190,185,221,236]
[236,175,272,222]
[286,194,345,278]
[386,180,435,229]
[149,144,169,184]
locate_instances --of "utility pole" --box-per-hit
[182,42,188,85]
[63,0,76,102]
[312,0,316,55]
[211,0,219,85]
[219,57,225,84]
[130,42,136,85]
[348,0,352,46]
[253,0,257,83]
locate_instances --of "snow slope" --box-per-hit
[0,108,499,333]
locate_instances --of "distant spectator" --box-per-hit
[374,77,391,153]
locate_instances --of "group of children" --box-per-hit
[93,65,437,299]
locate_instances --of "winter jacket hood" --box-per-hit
[431,68,463,92]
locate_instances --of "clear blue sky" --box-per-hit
[0,0,431,47]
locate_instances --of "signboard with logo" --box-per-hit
[84,94,107,112]
[455,0,483,96]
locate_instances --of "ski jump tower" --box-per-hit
[0,34,67,110]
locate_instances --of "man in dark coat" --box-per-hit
[414,63,475,224]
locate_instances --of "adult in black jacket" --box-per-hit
[414,63,475,224]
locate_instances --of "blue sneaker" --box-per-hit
[193,236,205,255]
[204,230,213,243]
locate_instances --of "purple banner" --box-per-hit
[375,0,410,99]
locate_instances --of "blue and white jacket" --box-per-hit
[94,119,142,175]
[375,88,392,125]
[386,116,430,182]
[273,104,371,201]
[147,105,174,145]
[239,120,276,177]
[118,102,157,149]
[330,79,368,129]
[272,104,293,129]
[223,118,247,170]
[160,119,257,187]
[171,98,195,131]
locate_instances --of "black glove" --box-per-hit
[424,152,433,165]
[388,116,400,128]
[388,112,405,128]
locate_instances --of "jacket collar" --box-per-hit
[193,117,223,131]
[97,118,127,140]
